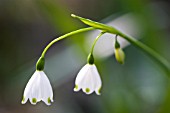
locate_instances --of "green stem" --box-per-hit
[72,14,170,75]
[41,16,170,75]
[41,27,95,58]
[90,32,105,54]
[71,14,170,76]
[117,31,170,75]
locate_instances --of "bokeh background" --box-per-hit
[0,0,170,113]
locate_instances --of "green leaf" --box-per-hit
[71,14,119,34]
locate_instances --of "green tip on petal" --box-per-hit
[48,97,51,104]
[98,87,101,94]
[75,85,78,90]
[32,98,37,103]
[22,96,25,102]
[85,88,90,93]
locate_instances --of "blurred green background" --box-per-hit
[0,0,170,113]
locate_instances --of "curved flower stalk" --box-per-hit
[85,13,141,58]
[71,14,170,75]
[114,35,125,64]
[74,33,104,95]
[21,14,170,105]
[22,57,53,105]
[74,63,102,95]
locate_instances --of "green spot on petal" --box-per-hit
[98,87,101,94]
[32,98,37,103]
[75,85,78,90]
[48,97,51,103]
[22,96,25,102]
[85,88,90,93]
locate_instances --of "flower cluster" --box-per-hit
[20,14,169,107]
[21,34,125,106]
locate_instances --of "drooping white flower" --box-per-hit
[74,64,102,95]
[21,71,53,105]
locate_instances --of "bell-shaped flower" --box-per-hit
[74,64,102,95]
[21,70,53,105]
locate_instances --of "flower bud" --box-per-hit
[114,37,125,64]
[115,48,125,64]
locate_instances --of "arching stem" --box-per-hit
[41,27,95,58]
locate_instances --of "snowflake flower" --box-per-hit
[21,71,53,105]
[74,64,102,95]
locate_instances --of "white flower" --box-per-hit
[74,64,102,95]
[21,71,53,105]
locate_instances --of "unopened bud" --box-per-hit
[115,48,125,64]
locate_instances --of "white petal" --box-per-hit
[75,64,89,85]
[40,72,53,96]
[22,71,39,104]
[39,71,53,105]
[74,64,90,92]
[91,65,102,95]
[29,72,42,100]
[81,65,96,94]
[23,71,37,97]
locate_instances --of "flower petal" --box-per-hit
[21,96,28,104]
[23,71,38,99]
[91,65,102,94]
[74,84,81,92]
[39,71,53,100]
[81,65,96,94]
[75,64,89,85]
